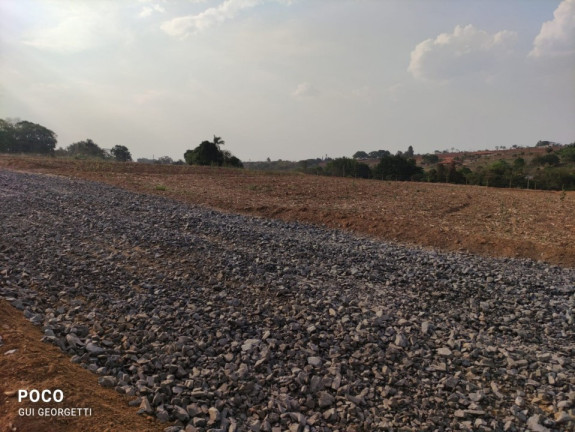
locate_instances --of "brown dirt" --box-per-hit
[0,301,163,432]
[1,155,573,267]
[0,154,573,431]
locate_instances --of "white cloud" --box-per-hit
[138,4,166,18]
[530,0,575,58]
[291,82,319,99]
[408,24,517,82]
[161,0,290,39]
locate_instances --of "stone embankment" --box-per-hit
[0,170,573,431]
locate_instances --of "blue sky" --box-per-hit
[1,0,574,161]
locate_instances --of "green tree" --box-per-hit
[534,167,575,190]
[435,163,448,182]
[185,140,223,166]
[353,151,369,159]
[156,156,174,164]
[483,160,512,187]
[184,136,243,168]
[222,150,243,168]
[213,135,225,149]
[558,145,575,162]
[0,119,15,152]
[373,154,422,181]
[513,157,525,171]
[0,119,57,154]
[531,153,560,167]
[325,157,371,178]
[446,162,466,184]
[16,121,58,154]
[326,157,354,177]
[354,162,372,179]
[111,145,132,162]
[66,139,107,159]
[369,150,391,159]
[422,153,439,165]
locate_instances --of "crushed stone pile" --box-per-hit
[1,170,574,432]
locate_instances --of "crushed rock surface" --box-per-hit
[0,170,574,432]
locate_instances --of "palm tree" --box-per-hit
[213,135,225,149]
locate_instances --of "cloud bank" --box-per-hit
[161,0,291,39]
[530,0,575,57]
[408,24,517,82]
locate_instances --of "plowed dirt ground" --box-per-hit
[1,155,573,266]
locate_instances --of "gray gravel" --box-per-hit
[1,169,574,432]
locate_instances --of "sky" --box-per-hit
[1,0,574,162]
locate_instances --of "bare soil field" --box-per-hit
[1,155,573,267]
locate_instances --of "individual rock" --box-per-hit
[138,397,153,415]
[437,347,452,357]
[98,376,116,388]
[208,407,220,425]
[173,405,189,422]
[317,392,335,408]
[85,342,104,354]
[307,357,322,367]
[526,415,551,432]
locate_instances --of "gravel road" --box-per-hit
[1,169,574,432]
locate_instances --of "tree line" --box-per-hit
[422,145,575,190]
[2,117,571,188]
[317,144,575,190]
[0,118,245,168]
[0,118,132,162]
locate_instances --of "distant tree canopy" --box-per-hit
[531,153,560,167]
[352,151,369,159]
[373,154,423,181]
[111,145,132,162]
[421,154,439,165]
[325,157,371,178]
[136,156,177,164]
[184,136,243,168]
[65,139,108,159]
[352,149,391,159]
[558,144,575,163]
[369,150,391,159]
[156,156,174,164]
[0,119,57,154]
[185,140,223,166]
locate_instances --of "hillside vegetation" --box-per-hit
[248,143,575,191]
